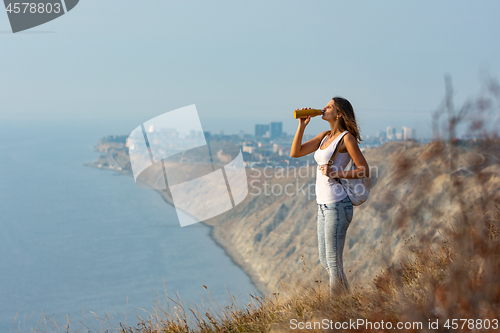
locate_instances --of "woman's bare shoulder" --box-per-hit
[344,132,357,143]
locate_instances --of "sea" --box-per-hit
[0,119,261,332]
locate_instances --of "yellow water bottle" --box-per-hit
[293,108,323,119]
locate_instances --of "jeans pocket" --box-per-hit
[344,205,353,223]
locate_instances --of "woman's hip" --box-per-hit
[317,196,353,224]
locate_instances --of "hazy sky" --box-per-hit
[1,0,499,139]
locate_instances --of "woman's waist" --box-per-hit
[315,178,346,191]
[317,195,350,207]
[316,169,346,183]
[315,162,349,170]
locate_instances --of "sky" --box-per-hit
[1,0,500,139]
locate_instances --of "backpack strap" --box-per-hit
[327,131,348,166]
[327,131,349,184]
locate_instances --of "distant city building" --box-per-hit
[272,143,290,156]
[403,127,415,140]
[377,130,386,139]
[270,122,283,138]
[395,132,403,140]
[243,146,256,154]
[386,126,395,140]
[278,146,290,156]
[255,122,283,138]
[255,124,270,137]
[242,142,256,154]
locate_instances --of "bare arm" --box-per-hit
[290,117,329,158]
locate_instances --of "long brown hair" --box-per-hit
[333,96,362,143]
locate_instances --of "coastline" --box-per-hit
[84,162,271,297]
[153,187,272,296]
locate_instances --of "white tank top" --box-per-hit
[314,130,352,204]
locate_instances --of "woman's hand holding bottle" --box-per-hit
[297,107,312,127]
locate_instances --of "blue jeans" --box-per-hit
[317,196,353,294]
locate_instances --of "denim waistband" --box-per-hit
[318,196,351,207]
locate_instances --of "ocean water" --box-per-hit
[0,119,261,332]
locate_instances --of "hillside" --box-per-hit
[89,139,500,298]
[191,140,500,296]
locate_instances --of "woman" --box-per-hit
[290,97,369,297]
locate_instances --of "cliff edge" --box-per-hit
[89,139,500,298]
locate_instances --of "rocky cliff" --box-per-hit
[169,140,500,296]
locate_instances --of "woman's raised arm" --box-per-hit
[290,116,329,158]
